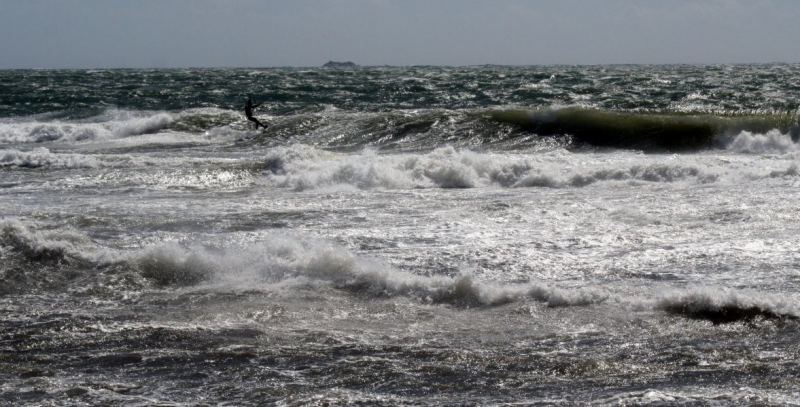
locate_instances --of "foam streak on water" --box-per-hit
[2,66,800,405]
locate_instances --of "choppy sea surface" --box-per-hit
[2,65,800,405]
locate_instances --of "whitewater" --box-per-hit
[2,65,800,405]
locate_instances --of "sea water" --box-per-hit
[2,65,800,405]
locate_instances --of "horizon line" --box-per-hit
[2,61,799,71]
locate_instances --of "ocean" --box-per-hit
[2,65,800,405]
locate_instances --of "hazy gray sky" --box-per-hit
[2,0,799,68]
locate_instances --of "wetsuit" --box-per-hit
[245,98,267,129]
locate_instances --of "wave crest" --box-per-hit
[0,110,174,143]
[126,235,608,307]
[656,289,799,324]
[0,220,91,263]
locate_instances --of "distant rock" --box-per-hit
[322,61,359,69]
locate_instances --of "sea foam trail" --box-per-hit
[259,145,715,191]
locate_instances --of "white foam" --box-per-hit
[7,220,797,320]
[260,145,714,191]
[769,163,799,178]
[726,130,798,154]
[0,219,96,262]
[0,147,166,169]
[127,235,608,307]
[565,164,713,186]
[0,110,175,144]
[1,147,100,169]
[112,113,173,138]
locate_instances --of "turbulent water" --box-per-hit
[2,65,800,405]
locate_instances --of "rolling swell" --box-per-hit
[8,105,797,154]
[239,108,532,151]
[491,108,800,151]
[230,107,800,153]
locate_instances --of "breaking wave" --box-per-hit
[656,289,799,324]
[5,105,798,155]
[0,110,175,144]
[0,220,92,264]
[0,221,607,307]
[130,237,609,308]
[725,130,799,154]
[259,145,714,191]
[5,220,799,325]
[491,107,800,151]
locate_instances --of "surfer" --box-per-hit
[244,97,267,129]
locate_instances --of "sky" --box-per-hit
[1,0,799,68]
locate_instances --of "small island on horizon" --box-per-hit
[322,60,359,69]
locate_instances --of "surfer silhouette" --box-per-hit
[244,97,267,129]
